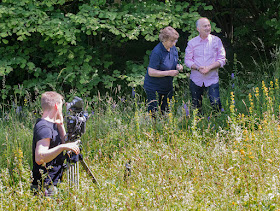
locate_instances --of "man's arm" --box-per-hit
[184,41,195,69]
[35,138,80,165]
[199,61,221,74]
[216,38,226,67]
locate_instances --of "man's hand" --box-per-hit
[55,111,64,125]
[64,140,80,155]
[199,66,211,75]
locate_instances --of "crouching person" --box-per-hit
[31,91,80,196]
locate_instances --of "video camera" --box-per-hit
[64,97,99,185]
[65,96,89,142]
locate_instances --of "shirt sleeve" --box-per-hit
[35,124,53,141]
[216,38,226,67]
[148,51,161,70]
[184,41,195,69]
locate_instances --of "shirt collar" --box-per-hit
[160,42,171,52]
[199,34,210,42]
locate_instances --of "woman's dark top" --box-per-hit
[144,42,179,93]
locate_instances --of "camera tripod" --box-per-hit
[65,148,99,188]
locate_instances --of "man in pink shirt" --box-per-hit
[185,17,226,114]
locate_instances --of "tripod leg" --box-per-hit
[79,158,99,185]
[66,162,80,188]
[76,162,79,189]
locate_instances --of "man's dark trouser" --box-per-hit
[145,89,173,114]
[190,80,221,114]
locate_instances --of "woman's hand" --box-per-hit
[168,70,179,76]
[176,64,183,72]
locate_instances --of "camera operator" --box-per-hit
[31,91,80,196]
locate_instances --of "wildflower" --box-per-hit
[275,79,279,90]
[254,87,259,98]
[230,92,235,114]
[266,159,272,163]
[248,93,254,115]
[231,73,235,88]
[270,81,274,89]
[18,148,23,163]
[132,88,135,98]
[183,103,189,116]
[240,149,245,155]
[262,81,269,98]
[112,103,117,109]
[16,106,23,115]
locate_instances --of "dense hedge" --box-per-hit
[1,0,279,102]
[0,0,215,101]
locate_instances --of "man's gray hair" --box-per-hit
[196,17,210,28]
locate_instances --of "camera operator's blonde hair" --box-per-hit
[41,91,64,111]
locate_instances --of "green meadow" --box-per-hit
[1,51,280,210]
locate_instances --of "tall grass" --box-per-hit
[1,48,280,209]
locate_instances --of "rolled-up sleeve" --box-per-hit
[184,42,195,69]
[216,38,226,67]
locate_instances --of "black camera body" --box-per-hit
[66,96,89,142]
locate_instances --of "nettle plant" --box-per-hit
[0,0,215,101]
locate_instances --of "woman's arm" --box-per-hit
[148,67,179,77]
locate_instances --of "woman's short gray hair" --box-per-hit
[159,26,179,42]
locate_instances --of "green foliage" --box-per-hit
[201,0,280,55]
[0,0,212,101]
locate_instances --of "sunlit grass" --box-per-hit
[1,50,280,209]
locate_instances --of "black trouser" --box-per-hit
[145,89,173,114]
[190,80,221,114]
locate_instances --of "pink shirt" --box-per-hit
[184,34,226,87]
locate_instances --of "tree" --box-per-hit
[0,0,214,100]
